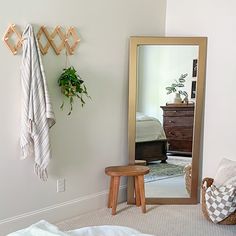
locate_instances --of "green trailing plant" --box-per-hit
[58,67,90,115]
[165,73,188,100]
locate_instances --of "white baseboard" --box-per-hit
[0,185,127,235]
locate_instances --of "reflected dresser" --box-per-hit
[161,104,194,155]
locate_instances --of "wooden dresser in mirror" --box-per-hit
[161,104,194,155]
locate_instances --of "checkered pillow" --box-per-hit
[214,158,236,187]
[205,185,236,223]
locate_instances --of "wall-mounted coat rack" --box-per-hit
[3,24,80,55]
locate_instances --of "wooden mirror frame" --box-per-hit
[127,36,207,204]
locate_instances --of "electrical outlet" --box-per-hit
[57,178,65,192]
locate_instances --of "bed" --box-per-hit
[135,112,167,164]
[7,220,155,236]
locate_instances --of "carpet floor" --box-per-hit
[145,156,192,183]
[144,163,184,182]
[56,203,236,236]
[146,175,189,198]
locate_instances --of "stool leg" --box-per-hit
[137,175,146,213]
[134,176,141,206]
[108,176,114,208]
[112,176,120,215]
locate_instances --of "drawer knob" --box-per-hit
[169,120,174,123]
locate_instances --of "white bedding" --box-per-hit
[7,220,155,236]
[68,225,154,236]
[136,112,166,142]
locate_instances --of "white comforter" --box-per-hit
[7,220,155,236]
[136,112,166,142]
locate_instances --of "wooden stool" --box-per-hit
[105,165,150,215]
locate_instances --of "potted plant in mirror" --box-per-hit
[58,67,90,115]
[165,73,188,104]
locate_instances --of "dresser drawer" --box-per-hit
[161,105,194,154]
[164,127,193,141]
[164,116,194,127]
[163,109,194,117]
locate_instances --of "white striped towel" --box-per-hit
[20,24,56,181]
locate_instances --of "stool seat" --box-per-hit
[105,165,150,215]
[105,165,149,176]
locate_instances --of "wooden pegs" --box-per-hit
[51,26,65,54]
[3,24,22,55]
[37,26,51,55]
[3,24,80,55]
[65,27,80,55]
[40,26,61,55]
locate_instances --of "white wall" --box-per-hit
[0,0,166,233]
[166,0,236,177]
[137,45,198,122]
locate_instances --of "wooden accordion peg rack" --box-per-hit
[3,24,80,55]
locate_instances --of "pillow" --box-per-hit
[213,158,236,187]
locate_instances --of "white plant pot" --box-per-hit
[174,93,182,104]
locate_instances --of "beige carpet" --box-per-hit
[146,175,189,198]
[56,203,236,236]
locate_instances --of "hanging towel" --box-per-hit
[20,24,56,181]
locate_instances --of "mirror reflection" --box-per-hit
[135,45,199,198]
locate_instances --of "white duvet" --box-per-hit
[136,112,166,142]
[7,220,155,236]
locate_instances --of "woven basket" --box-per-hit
[201,177,236,225]
[184,164,192,196]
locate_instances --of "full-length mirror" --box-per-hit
[128,37,207,204]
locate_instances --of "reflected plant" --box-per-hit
[165,73,188,100]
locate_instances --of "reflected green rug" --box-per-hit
[144,163,184,183]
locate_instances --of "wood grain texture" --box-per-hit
[112,176,120,215]
[105,165,149,177]
[134,176,141,206]
[138,175,146,213]
[3,24,80,55]
[161,104,194,154]
[108,176,114,208]
[105,165,149,214]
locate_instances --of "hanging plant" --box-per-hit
[58,67,90,115]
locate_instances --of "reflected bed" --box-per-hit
[135,113,167,163]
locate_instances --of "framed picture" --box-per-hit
[191,81,196,99]
[192,59,198,77]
